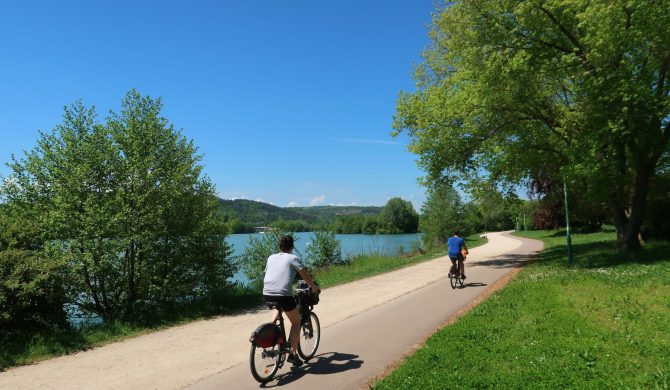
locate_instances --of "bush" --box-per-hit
[305,231,345,268]
[0,248,68,339]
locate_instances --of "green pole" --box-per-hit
[563,177,574,264]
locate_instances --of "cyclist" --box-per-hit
[263,235,320,367]
[447,230,468,279]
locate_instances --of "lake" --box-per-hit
[227,232,423,283]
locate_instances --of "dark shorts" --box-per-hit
[449,254,465,262]
[263,295,297,312]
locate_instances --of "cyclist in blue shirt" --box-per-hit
[447,231,469,279]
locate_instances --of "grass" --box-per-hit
[0,233,486,371]
[371,230,670,389]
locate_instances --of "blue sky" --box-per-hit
[0,1,437,209]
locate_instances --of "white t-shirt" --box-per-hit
[263,252,305,296]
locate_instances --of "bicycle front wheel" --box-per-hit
[297,312,321,361]
[249,343,280,384]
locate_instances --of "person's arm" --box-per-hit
[297,268,320,293]
[463,244,469,255]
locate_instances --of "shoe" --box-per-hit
[461,274,466,279]
[287,353,303,367]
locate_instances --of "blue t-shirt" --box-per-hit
[447,236,465,257]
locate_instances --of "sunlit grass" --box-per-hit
[372,230,670,389]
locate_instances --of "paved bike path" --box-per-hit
[188,231,543,390]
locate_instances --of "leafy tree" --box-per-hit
[419,184,467,249]
[378,197,419,234]
[393,1,670,249]
[305,231,345,268]
[2,91,234,321]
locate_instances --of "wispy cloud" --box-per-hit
[287,201,299,207]
[309,194,326,206]
[331,137,401,146]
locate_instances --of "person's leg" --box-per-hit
[284,308,301,355]
[270,309,279,324]
[459,258,465,277]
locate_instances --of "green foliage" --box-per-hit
[1,90,235,322]
[394,0,670,249]
[374,231,670,389]
[305,231,345,268]
[333,214,379,234]
[419,184,467,249]
[218,199,382,233]
[378,197,419,234]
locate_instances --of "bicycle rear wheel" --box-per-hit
[449,272,457,289]
[297,312,321,361]
[250,343,281,384]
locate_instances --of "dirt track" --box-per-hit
[0,231,543,390]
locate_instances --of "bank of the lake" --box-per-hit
[1,234,486,370]
[372,230,670,389]
[227,232,425,283]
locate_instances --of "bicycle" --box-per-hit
[249,282,321,384]
[448,264,464,289]
[449,250,467,289]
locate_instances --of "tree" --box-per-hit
[2,91,235,321]
[419,184,467,249]
[377,197,419,234]
[393,1,670,249]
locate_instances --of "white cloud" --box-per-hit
[309,194,326,206]
[287,201,299,207]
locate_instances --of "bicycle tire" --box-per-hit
[249,342,281,383]
[449,272,457,289]
[297,312,321,361]
[458,275,464,287]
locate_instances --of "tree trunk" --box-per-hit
[622,162,653,250]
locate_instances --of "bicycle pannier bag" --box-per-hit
[250,323,283,348]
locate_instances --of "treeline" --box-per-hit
[0,91,236,339]
[219,198,422,234]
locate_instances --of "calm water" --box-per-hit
[227,232,423,283]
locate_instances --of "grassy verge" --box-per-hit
[372,230,670,389]
[1,233,486,370]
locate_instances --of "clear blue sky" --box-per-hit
[0,1,436,209]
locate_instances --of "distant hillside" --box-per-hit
[217,199,382,232]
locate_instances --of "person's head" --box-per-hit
[279,235,294,253]
[453,230,460,236]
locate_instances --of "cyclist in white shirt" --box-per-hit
[263,235,320,367]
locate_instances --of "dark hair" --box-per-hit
[279,235,294,252]
[453,231,460,236]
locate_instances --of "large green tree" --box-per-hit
[393,0,670,249]
[378,197,419,234]
[2,90,234,321]
[419,184,467,249]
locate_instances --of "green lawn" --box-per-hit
[1,233,486,370]
[372,230,670,389]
